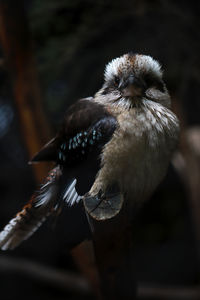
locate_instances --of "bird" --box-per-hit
[0,53,180,250]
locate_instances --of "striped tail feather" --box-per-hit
[0,167,62,250]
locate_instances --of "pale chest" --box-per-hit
[99,105,179,199]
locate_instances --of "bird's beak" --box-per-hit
[119,75,146,98]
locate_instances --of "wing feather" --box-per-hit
[0,167,62,250]
[63,179,81,206]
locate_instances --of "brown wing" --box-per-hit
[30,98,117,164]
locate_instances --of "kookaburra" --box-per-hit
[0,53,179,250]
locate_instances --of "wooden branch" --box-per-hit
[71,240,101,299]
[138,285,200,299]
[0,0,52,182]
[0,254,91,295]
[89,202,137,300]
[1,254,200,299]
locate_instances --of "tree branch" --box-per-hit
[0,254,91,295]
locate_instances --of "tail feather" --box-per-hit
[0,167,62,250]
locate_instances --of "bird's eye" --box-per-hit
[114,76,120,87]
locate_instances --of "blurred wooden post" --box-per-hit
[89,202,136,299]
[0,0,51,182]
[71,240,102,299]
[173,98,200,270]
[0,2,102,298]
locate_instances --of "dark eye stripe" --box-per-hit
[114,76,120,86]
[101,80,118,95]
[144,75,165,92]
[150,79,164,92]
[102,87,110,95]
[156,81,165,92]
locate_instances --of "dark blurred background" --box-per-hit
[0,0,199,299]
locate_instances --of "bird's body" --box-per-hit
[0,53,179,250]
[90,99,178,206]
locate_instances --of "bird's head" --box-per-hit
[96,53,171,109]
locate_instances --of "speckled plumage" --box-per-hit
[58,127,103,164]
[0,53,179,249]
